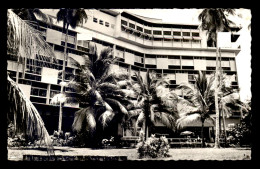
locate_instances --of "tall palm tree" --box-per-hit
[176,71,215,147]
[56,8,88,133]
[7,10,56,154]
[198,8,236,148]
[65,46,133,147]
[129,71,179,141]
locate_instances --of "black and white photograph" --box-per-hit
[6,8,252,161]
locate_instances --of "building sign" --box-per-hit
[46,28,62,45]
[217,32,231,48]
[41,67,59,84]
[77,33,92,41]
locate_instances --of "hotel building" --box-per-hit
[7,9,241,142]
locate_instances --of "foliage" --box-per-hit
[102,136,115,147]
[66,46,134,147]
[226,101,251,147]
[11,8,53,25]
[136,135,170,158]
[7,123,27,147]
[198,8,236,47]
[7,9,55,60]
[7,75,54,154]
[226,122,251,147]
[130,71,179,140]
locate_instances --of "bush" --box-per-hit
[136,134,171,158]
[226,122,251,147]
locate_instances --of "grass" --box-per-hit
[8,146,251,161]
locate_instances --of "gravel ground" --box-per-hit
[8,147,251,161]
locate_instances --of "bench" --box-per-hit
[121,136,140,147]
[168,138,202,148]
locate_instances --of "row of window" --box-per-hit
[93,17,115,29]
[121,19,200,37]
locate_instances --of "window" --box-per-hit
[137,26,143,32]
[105,22,109,27]
[183,39,190,42]
[99,20,103,25]
[173,31,181,36]
[129,23,135,29]
[153,30,162,35]
[174,39,181,42]
[144,29,151,34]
[182,32,190,36]
[192,32,200,37]
[93,17,98,23]
[192,40,200,43]
[163,31,171,35]
[154,38,162,41]
[121,20,127,26]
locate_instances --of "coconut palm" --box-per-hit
[129,71,179,141]
[65,46,133,147]
[176,71,215,147]
[7,9,56,153]
[7,74,54,155]
[11,8,53,26]
[198,8,235,47]
[55,8,88,133]
[198,8,236,148]
[10,8,54,81]
[7,9,56,83]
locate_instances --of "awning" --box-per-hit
[183,36,192,40]
[192,36,202,40]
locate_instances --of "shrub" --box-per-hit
[136,134,171,158]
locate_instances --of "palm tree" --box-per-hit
[7,10,56,154]
[129,71,179,141]
[7,9,55,82]
[11,8,53,25]
[65,46,133,147]
[176,71,215,147]
[10,8,53,82]
[198,8,236,148]
[7,74,54,155]
[55,8,88,133]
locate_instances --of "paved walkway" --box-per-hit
[8,147,251,161]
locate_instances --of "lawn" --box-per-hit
[8,147,251,161]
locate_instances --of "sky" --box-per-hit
[113,8,252,102]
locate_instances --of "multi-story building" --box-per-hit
[7,9,241,143]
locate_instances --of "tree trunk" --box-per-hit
[222,113,227,147]
[201,119,205,147]
[214,44,221,148]
[58,22,69,133]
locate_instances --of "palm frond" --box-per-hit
[98,111,115,128]
[72,107,96,132]
[7,9,55,60]
[128,109,143,119]
[136,111,145,127]
[176,113,201,129]
[154,112,177,131]
[104,98,128,115]
[7,75,54,155]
